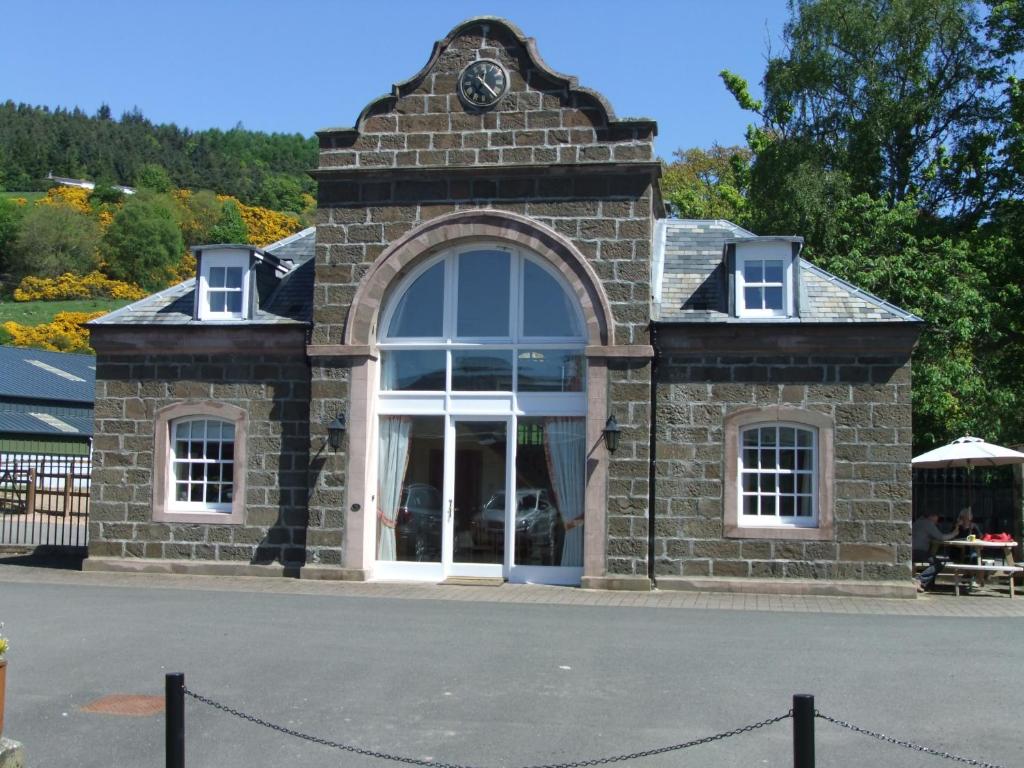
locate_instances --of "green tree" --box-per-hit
[89,183,125,206]
[717,0,1023,449]
[661,145,752,223]
[724,0,1002,226]
[177,190,222,247]
[0,196,26,278]
[8,203,101,281]
[207,199,249,244]
[102,192,184,292]
[134,163,174,193]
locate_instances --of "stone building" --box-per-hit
[85,17,921,596]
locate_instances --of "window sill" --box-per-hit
[725,522,833,541]
[154,508,243,525]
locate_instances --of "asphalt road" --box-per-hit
[2,573,1022,768]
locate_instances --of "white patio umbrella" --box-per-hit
[912,436,1024,521]
[911,436,1024,468]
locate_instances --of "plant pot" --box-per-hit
[0,659,6,737]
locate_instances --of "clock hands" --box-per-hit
[475,74,499,99]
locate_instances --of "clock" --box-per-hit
[458,60,508,109]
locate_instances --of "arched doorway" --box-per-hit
[373,242,588,584]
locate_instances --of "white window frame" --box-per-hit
[737,423,818,528]
[736,247,793,318]
[169,418,236,513]
[377,243,588,398]
[198,250,250,320]
[373,242,589,583]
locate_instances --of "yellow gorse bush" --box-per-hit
[2,311,105,353]
[37,186,92,214]
[216,194,301,247]
[13,272,147,302]
[169,251,197,284]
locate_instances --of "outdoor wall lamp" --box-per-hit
[603,414,622,453]
[327,413,347,452]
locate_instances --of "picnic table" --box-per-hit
[942,539,1022,597]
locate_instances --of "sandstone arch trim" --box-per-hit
[342,209,616,349]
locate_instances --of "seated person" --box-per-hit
[953,507,984,583]
[912,511,958,591]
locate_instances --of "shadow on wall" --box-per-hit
[250,373,312,570]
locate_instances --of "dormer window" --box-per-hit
[196,248,252,321]
[730,238,802,319]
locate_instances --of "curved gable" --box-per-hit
[315,16,657,172]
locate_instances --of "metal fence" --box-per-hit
[913,466,1019,540]
[0,453,90,549]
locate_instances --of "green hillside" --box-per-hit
[0,101,317,213]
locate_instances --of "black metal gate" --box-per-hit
[0,453,90,551]
[912,466,1020,541]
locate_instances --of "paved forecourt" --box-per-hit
[1,565,1022,768]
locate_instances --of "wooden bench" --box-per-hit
[945,563,1023,597]
[914,561,1024,597]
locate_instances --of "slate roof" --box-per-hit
[0,347,95,437]
[652,219,921,324]
[0,347,95,404]
[0,410,93,438]
[90,227,316,327]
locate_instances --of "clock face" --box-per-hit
[458,60,508,108]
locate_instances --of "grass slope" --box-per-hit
[0,298,131,326]
[0,190,46,202]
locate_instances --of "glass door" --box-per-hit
[445,418,511,578]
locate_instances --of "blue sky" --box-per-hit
[2,0,790,160]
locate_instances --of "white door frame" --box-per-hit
[445,414,513,579]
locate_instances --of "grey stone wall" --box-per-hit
[654,351,914,581]
[90,351,311,565]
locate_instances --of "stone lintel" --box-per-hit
[306,344,378,360]
[656,323,922,356]
[585,345,654,359]
[90,326,308,356]
[311,161,662,183]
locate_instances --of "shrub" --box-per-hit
[2,311,105,353]
[13,271,147,301]
[102,193,184,292]
[38,186,92,214]
[8,204,101,281]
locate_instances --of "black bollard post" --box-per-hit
[166,673,185,768]
[793,694,815,768]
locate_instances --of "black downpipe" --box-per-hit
[647,322,660,586]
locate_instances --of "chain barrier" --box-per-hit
[184,686,790,768]
[815,711,1010,768]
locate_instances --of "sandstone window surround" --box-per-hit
[152,401,248,525]
[723,406,834,541]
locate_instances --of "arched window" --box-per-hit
[374,244,588,581]
[379,245,586,394]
